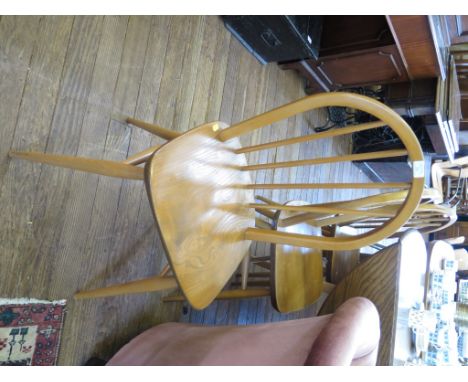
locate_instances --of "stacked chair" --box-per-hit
[432,156,468,216]
[251,188,456,286]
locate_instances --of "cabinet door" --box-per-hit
[319,15,394,56]
[316,45,408,88]
[446,15,468,45]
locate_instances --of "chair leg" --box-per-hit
[250,256,271,270]
[123,145,161,165]
[255,208,276,220]
[162,288,270,303]
[158,264,171,277]
[126,117,181,141]
[74,276,178,299]
[255,195,279,205]
[240,254,250,290]
[255,217,273,229]
[253,261,271,270]
[240,215,273,289]
[9,151,144,180]
[323,281,335,294]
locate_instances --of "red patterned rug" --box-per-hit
[0,299,66,366]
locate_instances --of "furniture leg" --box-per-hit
[323,282,335,294]
[74,276,178,299]
[158,264,171,277]
[126,117,181,141]
[123,145,161,165]
[240,254,250,290]
[255,217,273,229]
[255,208,276,219]
[9,151,144,180]
[162,288,270,303]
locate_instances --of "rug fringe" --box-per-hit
[0,298,66,305]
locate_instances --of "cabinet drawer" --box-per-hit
[316,45,408,88]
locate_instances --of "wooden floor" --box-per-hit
[0,16,374,365]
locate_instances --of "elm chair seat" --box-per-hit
[145,121,255,309]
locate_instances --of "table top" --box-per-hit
[319,229,427,365]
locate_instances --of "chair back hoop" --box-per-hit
[264,189,454,236]
[331,189,453,235]
[357,203,457,237]
[308,188,440,213]
[220,92,424,250]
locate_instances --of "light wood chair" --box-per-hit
[349,203,457,237]
[330,201,456,282]
[431,156,468,212]
[255,189,456,283]
[10,92,425,310]
[271,188,455,236]
[258,188,455,275]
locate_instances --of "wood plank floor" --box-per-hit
[0,16,374,365]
